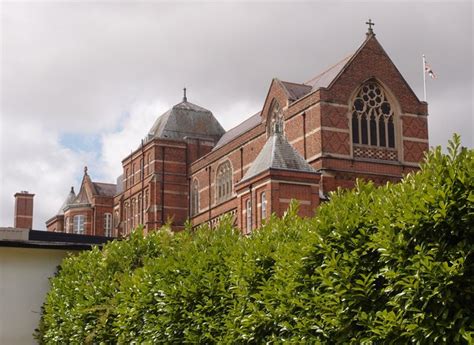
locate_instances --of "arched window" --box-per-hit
[191,179,199,216]
[147,153,152,175]
[73,215,85,234]
[261,192,267,222]
[132,164,136,185]
[351,81,395,148]
[104,213,112,237]
[113,208,120,231]
[246,199,252,233]
[124,202,129,234]
[267,99,284,135]
[131,198,136,229]
[216,161,232,203]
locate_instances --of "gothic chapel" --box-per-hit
[46,24,429,236]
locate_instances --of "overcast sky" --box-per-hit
[1,1,472,229]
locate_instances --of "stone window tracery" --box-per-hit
[216,161,232,203]
[351,82,395,149]
[267,99,284,135]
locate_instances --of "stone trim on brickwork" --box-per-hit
[401,136,429,143]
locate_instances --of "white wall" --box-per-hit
[0,247,79,345]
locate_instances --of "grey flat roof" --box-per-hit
[0,228,113,250]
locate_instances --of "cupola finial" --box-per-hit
[183,87,187,102]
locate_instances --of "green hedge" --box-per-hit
[36,135,473,344]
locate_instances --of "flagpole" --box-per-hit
[422,54,427,102]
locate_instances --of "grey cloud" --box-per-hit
[1,1,472,228]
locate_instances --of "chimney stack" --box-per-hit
[14,191,35,229]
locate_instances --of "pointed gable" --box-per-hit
[260,78,293,127]
[67,167,100,208]
[320,34,427,114]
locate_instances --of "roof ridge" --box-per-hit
[304,53,353,86]
[280,80,312,87]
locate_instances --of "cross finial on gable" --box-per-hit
[366,19,375,37]
[183,87,187,102]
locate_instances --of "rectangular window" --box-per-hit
[104,213,113,237]
[246,199,252,233]
[261,192,267,222]
[73,215,85,234]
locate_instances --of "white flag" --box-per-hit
[424,60,437,79]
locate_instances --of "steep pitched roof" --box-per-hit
[57,187,76,215]
[213,111,261,149]
[304,54,353,91]
[93,182,116,197]
[241,130,317,182]
[148,99,225,142]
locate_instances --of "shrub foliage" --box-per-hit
[37,136,473,344]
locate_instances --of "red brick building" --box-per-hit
[47,28,429,236]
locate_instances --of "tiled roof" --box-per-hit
[241,130,317,182]
[304,54,353,90]
[148,100,225,142]
[93,182,117,197]
[213,111,261,149]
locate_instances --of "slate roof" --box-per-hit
[212,54,353,152]
[304,54,353,90]
[56,181,116,216]
[93,182,117,197]
[57,187,76,215]
[148,99,225,142]
[241,130,317,182]
[280,81,312,101]
[214,111,261,149]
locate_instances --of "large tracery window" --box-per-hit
[352,82,395,149]
[216,161,232,203]
[191,179,199,216]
